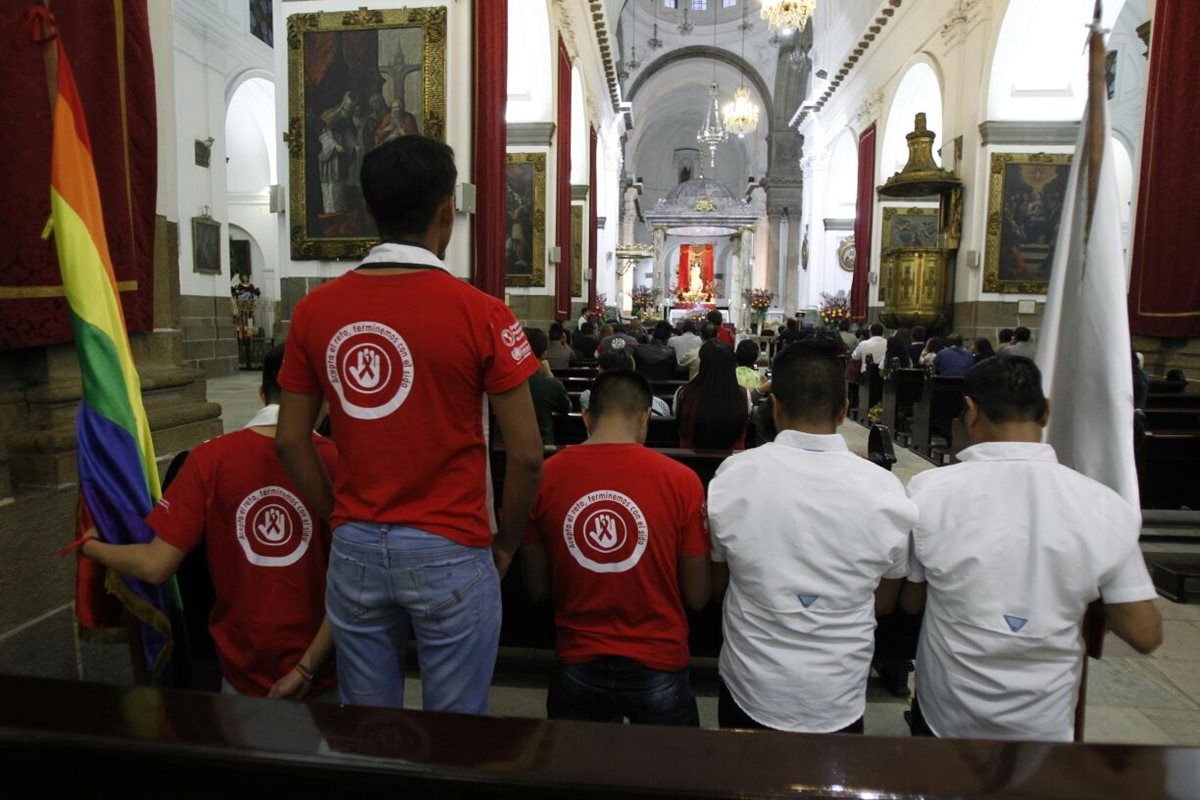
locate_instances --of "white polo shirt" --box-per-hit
[708,429,917,733]
[907,441,1157,742]
[851,335,888,368]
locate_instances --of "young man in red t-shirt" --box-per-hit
[82,346,338,698]
[523,371,711,725]
[275,136,544,713]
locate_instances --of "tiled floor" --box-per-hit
[209,372,1200,745]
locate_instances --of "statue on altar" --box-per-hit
[676,250,716,305]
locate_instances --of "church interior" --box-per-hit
[2,0,1200,793]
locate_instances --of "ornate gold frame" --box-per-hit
[837,236,856,273]
[983,152,1072,294]
[570,205,583,298]
[879,207,939,296]
[504,152,547,288]
[286,7,447,261]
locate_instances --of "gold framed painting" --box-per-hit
[504,152,547,288]
[286,7,447,261]
[192,216,222,274]
[570,205,583,298]
[983,152,1072,294]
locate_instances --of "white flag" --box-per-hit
[1037,24,1139,507]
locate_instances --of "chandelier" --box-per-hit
[697,82,728,172]
[723,86,760,138]
[723,4,760,138]
[678,7,694,35]
[760,0,816,34]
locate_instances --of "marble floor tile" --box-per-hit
[1081,706,1175,745]
[1085,657,1198,710]
[1148,619,1200,662]
[1154,597,1200,622]
[1135,707,1200,746]
[1140,660,1200,710]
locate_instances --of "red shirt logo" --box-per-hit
[325,321,415,420]
[235,486,314,567]
[562,490,649,573]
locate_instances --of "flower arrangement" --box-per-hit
[630,285,657,314]
[673,280,720,307]
[819,290,853,328]
[591,293,608,320]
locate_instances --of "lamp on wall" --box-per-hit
[760,0,816,35]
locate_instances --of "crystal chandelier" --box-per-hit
[723,4,760,138]
[760,0,816,34]
[697,82,728,172]
[723,86,760,138]
[648,1,663,50]
[678,7,694,36]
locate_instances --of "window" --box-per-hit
[722,0,737,7]
[691,0,707,10]
[664,0,677,8]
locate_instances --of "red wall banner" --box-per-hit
[677,244,714,291]
[471,0,507,299]
[554,37,572,321]
[850,124,876,322]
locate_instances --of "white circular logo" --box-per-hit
[562,490,648,573]
[235,486,313,568]
[501,328,518,348]
[325,321,414,420]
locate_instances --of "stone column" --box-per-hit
[652,226,668,305]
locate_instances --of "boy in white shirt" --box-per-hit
[903,355,1162,741]
[708,340,917,733]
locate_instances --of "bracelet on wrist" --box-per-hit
[294,662,315,682]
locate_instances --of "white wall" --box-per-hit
[507,0,554,123]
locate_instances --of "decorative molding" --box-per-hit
[795,0,904,128]
[1136,21,1151,58]
[507,122,557,147]
[855,90,885,127]
[587,0,624,113]
[571,184,591,201]
[940,0,985,48]
[823,217,854,231]
[978,120,1080,147]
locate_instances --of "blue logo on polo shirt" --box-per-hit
[798,595,818,608]
[1004,615,1028,633]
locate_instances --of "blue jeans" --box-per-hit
[325,522,501,713]
[547,656,700,727]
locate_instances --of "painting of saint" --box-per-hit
[984,153,1071,293]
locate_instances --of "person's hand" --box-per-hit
[268,667,311,700]
[492,545,515,579]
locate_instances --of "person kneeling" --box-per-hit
[523,371,711,726]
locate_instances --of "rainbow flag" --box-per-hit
[41,10,176,681]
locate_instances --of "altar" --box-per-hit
[668,307,728,326]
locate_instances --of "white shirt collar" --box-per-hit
[956,441,1059,463]
[774,429,850,453]
[359,242,446,271]
[245,404,279,428]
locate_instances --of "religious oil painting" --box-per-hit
[287,7,446,260]
[879,207,939,296]
[192,216,222,275]
[505,152,547,288]
[984,152,1072,294]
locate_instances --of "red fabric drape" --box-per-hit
[1,0,156,350]
[588,125,598,310]
[677,244,714,290]
[1127,0,1200,338]
[555,38,572,321]
[850,125,876,322]
[471,0,507,299]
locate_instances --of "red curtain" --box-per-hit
[1127,0,1200,338]
[555,38,572,320]
[850,124,876,322]
[588,125,598,310]
[1,0,156,350]
[471,0,507,299]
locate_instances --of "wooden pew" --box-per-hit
[551,367,598,380]
[1135,411,1200,510]
[551,414,681,448]
[909,375,965,461]
[880,368,926,443]
[5,675,1193,799]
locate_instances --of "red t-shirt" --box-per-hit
[523,443,711,671]
[147,429,339,696]
[278,267,539,546]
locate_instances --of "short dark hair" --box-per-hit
[597,345,634,373]
[870,322,884,337]
[736,339,760,368]
[706,310,723,326]
[653,321,673,343]
[838,319,851,332]
[360,136,457,239]
[262,344,285,403]
[548,322,564,341]
[699,321,718,341]
[681,320,696,335]
[964,355,1048,424]
[912,325,927,341]
[770,339,846,426]
[998,328,1014,343]
[1014,326,1032,343]
[612,323,626,334]
[581,321,595,335]
[524,327,548,359]
[589,370,652,419]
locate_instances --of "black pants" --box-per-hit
[908,694,937,737]
[717,681,864,734]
